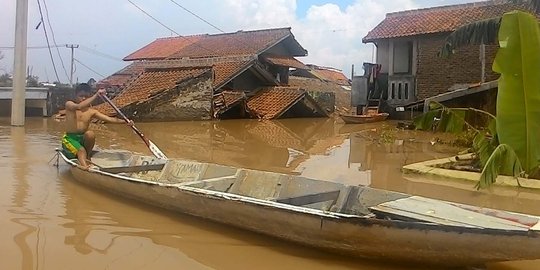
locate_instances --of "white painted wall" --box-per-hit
[375,41,389,73]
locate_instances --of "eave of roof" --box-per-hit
[263,54,308,69]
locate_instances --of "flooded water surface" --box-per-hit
[1,117,539,270]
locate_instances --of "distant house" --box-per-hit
[291,65,351,87]
[362,0,527,106]
[96,28,328,121]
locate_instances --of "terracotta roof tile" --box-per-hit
[363,1,526,42]
[123,28,306,61]
[134,58,253,88]
[213,60,252,87]
[97,62,145,88]
[95,67,210,115]
[95,59,253,116]
[247,87,305,119]
[218,91,245,106]
[262,54,308,69]
[308,66,350,86]
[168,28,297,59]
[123,36,204,61]
[214,91,246,114]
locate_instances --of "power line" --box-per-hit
[41,0,70,81]
[73,58,105,78]
[127,0,216,56]
[79,45,123,62]
[168,0,225,33]
[0,45,66,49]
[36,0,61,83]
[166,0,269,56]
[127,0,180,35]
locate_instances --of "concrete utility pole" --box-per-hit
[66,44,79,86]
[11,0,29,126]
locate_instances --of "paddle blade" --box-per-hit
[149,140,168,160]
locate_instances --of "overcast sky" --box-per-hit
[0,0,482,83]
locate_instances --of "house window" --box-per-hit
[393,41,413,74]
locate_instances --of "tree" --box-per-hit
[26,75,40,87]
[0,73,12,87]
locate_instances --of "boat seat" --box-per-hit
[157,160,238,185]
[175,175,238,191]
[228,169,289,200]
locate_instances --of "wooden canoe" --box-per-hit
[58,149,540,267]
[339,113,389,124]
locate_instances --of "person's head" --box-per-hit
[75,83,92,102]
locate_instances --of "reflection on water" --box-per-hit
[0,117,539,269]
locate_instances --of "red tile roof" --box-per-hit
[95,59,254,116]
[363,1,526,42]
[247,87,305,119]
[308,66,350,86]
[97,62,145,88]
[124,28,307,61]
[213,60,253,88]
[123,36,204,61]
[214,91,246,115]
[96,67,210,115]
[218,91,245,107]
[263,54,308,69]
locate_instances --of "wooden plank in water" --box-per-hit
[100,163,165,174]
[277,190,340,206]
[370,196,533,231]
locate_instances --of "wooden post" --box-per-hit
[11,0,28,126]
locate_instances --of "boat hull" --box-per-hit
[340,113,389,124]
[61,152,540,266]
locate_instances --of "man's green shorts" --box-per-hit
[62,133,84,159]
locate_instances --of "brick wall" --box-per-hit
[416,33,499,100]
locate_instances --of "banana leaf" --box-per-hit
[493,11,540,174]
[413,102,494,134]
[439,17,501,57]
[476,144,524,189]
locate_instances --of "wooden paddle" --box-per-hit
[98,93,168,160]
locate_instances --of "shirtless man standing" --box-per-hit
[61,85,130,169]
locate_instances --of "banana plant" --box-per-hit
[493,11,540,179]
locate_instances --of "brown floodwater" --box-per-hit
[1,117,539,270]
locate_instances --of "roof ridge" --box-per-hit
[155,34,208,41]
[208,27,292,37]
[155,27,292,40]
[386,0,509,18]
[307,64,343,72]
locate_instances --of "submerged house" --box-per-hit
[360,0,526,112]
[96,28,328,121]
[291,65,351,87]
